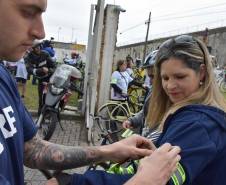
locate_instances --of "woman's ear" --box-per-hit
[199,64,206,82]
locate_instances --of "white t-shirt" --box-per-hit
[16,58,28,79]
[111,71,133,100]
[126,68,133,77]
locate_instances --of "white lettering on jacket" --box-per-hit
[0,106,17,139]
[0,142,3,154]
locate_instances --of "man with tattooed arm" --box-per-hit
[0,0,180,185]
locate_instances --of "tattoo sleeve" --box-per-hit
[24,134,103,170]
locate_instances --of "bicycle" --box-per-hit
[88,115,137,174]
[92,96,137,142]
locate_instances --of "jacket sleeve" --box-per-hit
[128,109,144,128]
[158,111,217,185]
[24,55,35,75]
[128,79,143,88]
[111,84,122,94]
[0,174,12,185]
[45,52,56,75]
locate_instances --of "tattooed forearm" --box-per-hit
[24,135,103,170]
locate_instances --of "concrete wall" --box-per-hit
[114,26,226,67]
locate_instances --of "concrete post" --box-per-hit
[83,0,105,141]
[96,5,125,109]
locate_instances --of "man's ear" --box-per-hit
[199,64,206,82]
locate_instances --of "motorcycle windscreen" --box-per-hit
[50,66,71,88]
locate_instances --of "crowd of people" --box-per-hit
[0,0,226,185]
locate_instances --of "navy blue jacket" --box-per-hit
[157,104,226,185]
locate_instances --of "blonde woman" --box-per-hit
[147,35,226,185]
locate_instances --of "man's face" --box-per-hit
[33,45,41,54]
[0,0,47,61]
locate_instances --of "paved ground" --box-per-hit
[24,117,90,185]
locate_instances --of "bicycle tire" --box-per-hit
[97,103,129,142]
[38,111,58,141]
[220,80,226,93]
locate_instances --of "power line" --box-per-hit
[153,10,226,22]
[119,2,226,34]
[154,2,226,19]
[120,21,145,34]
[117,19,226,46]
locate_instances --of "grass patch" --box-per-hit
[23,78,78,110]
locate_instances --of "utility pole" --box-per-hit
[71,27,75,43]
[142,11,151,63]
[57,27,61,41]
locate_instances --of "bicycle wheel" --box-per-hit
[37,111,58,141]
[90,117,107,146]
[220,80,226,93]
[97,103,129,142]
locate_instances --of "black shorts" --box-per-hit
[16,77,27,84]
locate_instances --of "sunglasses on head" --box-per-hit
[159,35,205,61]
[159,35,198,49]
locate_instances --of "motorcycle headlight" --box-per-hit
[50,85,64,95]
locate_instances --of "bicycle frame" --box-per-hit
[98,100,134,121]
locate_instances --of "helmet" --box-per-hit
[142,50,158,68]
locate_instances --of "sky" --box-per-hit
[43,0,226,46]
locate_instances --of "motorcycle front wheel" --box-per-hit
[38,111,58,141]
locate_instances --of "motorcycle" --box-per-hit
[35,64,82,140]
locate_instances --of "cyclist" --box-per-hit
[111,60,143,101]
[41,38,57,62]
[126,55,134,77]
[25,41,56,115]
[15,58,28,98]
[122,50,159,137]
[111,60,134,101]
[64,51,79,66]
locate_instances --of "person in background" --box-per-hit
[64,51,79,66]
[111,60,134,100]
[135,58,142,68]
[5,61,18,76]
[111,60,143,101]
[126,55,134,77]
[146,35,226,185]
[122,50,158,137]
[25,41,56,115]
[15,58,28,98]
[42,38,57,62]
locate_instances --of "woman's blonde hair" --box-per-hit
[146,35,226,129]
